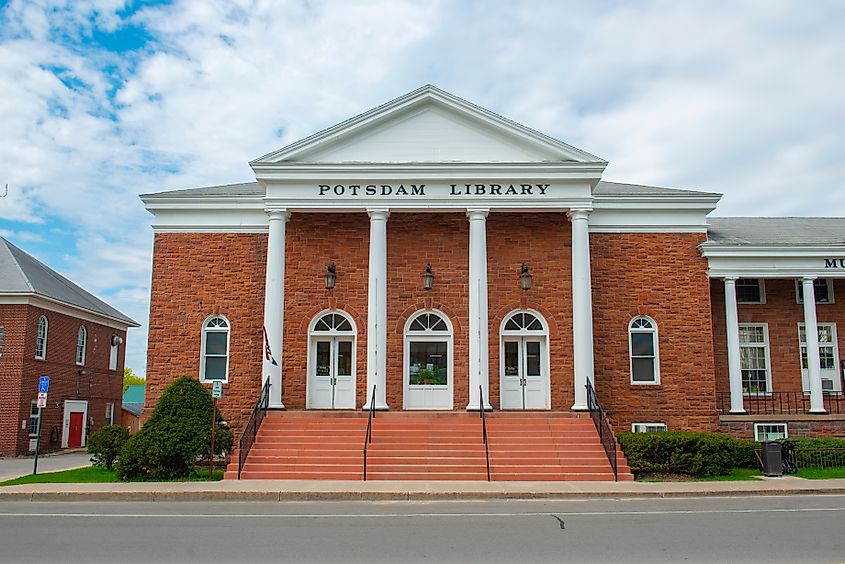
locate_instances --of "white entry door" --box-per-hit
[501,337,547,409]
[309,337,355,409]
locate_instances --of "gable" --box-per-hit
[253,85,604,166]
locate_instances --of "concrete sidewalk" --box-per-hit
[2,476,845,501]
[0,450,91,482]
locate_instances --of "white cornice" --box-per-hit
[701,245,845,278]
[0,294,138,329]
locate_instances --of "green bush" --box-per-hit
[618,431,757,478]
[87,424,130,470]
[116,377,233,480]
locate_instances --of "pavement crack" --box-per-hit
[551,514,565,529]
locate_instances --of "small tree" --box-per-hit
[87,425,130,470]
[116,376,232,480]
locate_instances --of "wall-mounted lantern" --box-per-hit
[519,262,533,291]
[422,263,434,291]
[324,262,336,290]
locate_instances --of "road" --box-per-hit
[0,495,843,563]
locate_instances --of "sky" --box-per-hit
[1,0,844,378]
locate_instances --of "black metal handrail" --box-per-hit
[363,385,376,481]
[717,391,845,415]
[237,378,271,479]
[586,379,618,481]
[479,385,491,481]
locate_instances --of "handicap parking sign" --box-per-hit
[38,376,50,394]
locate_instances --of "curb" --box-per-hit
[2,487,845,502]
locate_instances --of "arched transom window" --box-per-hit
[503,311,544,332]
[629,316,659,384]
[35,316,48,360]
[76,326,87,365]
[312,313,354,333]
[201,316,230,382]
[408,312,449,332]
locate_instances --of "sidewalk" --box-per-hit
[0,450,91,482]
[3,476,845,501]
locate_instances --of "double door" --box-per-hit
[309,337,355,409]
[501,337,548,409]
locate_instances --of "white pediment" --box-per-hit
[252,85,605,165]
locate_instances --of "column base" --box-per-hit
[808,409,828,414]
[728,409,746,415]
[362,403,390,411]
[466,404,493,412]
[269,402,285,410]
[571,403,589,411]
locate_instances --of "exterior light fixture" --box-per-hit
[324,262,337,290]
[422,263,434,291]
[519,262,533,291]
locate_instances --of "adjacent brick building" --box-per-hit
[0,238,138,456]
[140,85,845,454]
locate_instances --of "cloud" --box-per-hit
[1,0,844,377]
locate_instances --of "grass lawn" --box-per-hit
[638,468,763,482]
[794,467,845,479]
[1,467,225,487]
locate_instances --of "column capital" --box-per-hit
[567,208,592,221]
[723,276,739,284]
[265,207,290,221]
[802,275,818,282]
[466,208,489,220]
[367,208,390,220]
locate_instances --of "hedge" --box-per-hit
[617,431,758,477]
[87,424,130,470]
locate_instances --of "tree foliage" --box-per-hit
[618,431,758,477]
[87,424,130,470]
[123,367,145,394]
[116,376,232,480]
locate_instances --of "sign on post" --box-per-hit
[212,381,222,399]
[38,376,50,394]
[33,376,50,475]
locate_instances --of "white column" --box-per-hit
[364,209,389,410]
[263,208,288,408]
[723,277,745,414]
[802,276,827,413]
[467,208,492,410]
[569,209,595,410]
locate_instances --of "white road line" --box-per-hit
[0,507,843,518]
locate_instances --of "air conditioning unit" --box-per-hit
[821,378,834,391]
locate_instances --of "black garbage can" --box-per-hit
[760,441,783,477]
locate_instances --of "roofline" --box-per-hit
[251,85,607,165]
[699,244,845,256]
[0,293,140,328]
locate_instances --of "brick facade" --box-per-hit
[0,304,126,456]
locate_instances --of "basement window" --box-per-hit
[631,422,667,433]
[754,423,788,441]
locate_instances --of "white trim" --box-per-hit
[631,422,667,433]
[0,323,4,356]
[61,400,89,449]
[35,315,48,360]
[798,322,841,392]
[498,309,551,410]
[306,309,358,409]
[738,323,773,395]
[754,422,788,441]
[403,309,454,410]
[0,294,137,329]
[795,278,835,305]
[702,246,845,279]
[735,278,767,305]
[628,316,661,385]
[199,315,231,383]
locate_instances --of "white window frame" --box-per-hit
[0,324,4,356]
[403,309,454,410]
[105,402,115,426]
[35,315,48,360]
[796,278,835,304]
[739,323,772,395]
[631,422,667,433]
[108,334,122,371]
[199,316,230,383]
[628,316,660,385]
[735,278,766,304]
[28,401,40,437]
[306,309,358,409]
[754,423,788,442]
[798,322,841,392]
[76,325,87,366]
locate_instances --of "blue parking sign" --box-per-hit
[38,376,50,394]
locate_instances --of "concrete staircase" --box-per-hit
[224,411,633,481]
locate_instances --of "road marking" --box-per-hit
[0,507,844,518]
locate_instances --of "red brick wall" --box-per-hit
[0,304,125,456]
[719,420,845,440]
[591,233,718,432]
[0,305,27,455]
[145,232,267,431]
[711,279,845,397]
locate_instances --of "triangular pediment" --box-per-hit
[252,85,605,165]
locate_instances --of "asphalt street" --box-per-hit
[0,495,843,563]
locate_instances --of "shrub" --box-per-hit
[87,424,130,470]
[618,431,757,478]
[116,376,233,480]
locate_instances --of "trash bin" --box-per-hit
[760,441,783,477]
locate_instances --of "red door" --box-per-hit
[68,412,84,448]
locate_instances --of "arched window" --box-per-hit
[35,316,48,360]
[629,316,659,384]
[312,312,354,333]
[404,310,453,409]
[200,316,230,382]
[307,310,357,409]
[499,310,550,410]
[76,326,87,365]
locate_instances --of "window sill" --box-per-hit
[630,382,660,386]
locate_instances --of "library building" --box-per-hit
[141,86,845,480]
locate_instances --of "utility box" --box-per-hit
[760,441,783,477]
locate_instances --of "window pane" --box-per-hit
[631,333,654,356]
[525,341,541,376]
[336,318,352,331]
[431,317,447,331]
[504,341,519,376]
[504,318,520,331]
[409,318,426,331]
[204,357,227,380]
[526,317,543,331]
[632,358,655,382]
[815,279,830,303]
[736,279,762,303]
[315,317,331,331]
[742,369,768,393]
[205,332,227,355]
[315,341,330,376]
[336,341,352,376]
[818,326,833,343]
[820,346,835,369]
[408,341,447,385]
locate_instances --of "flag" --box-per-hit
[263,327,278,366]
